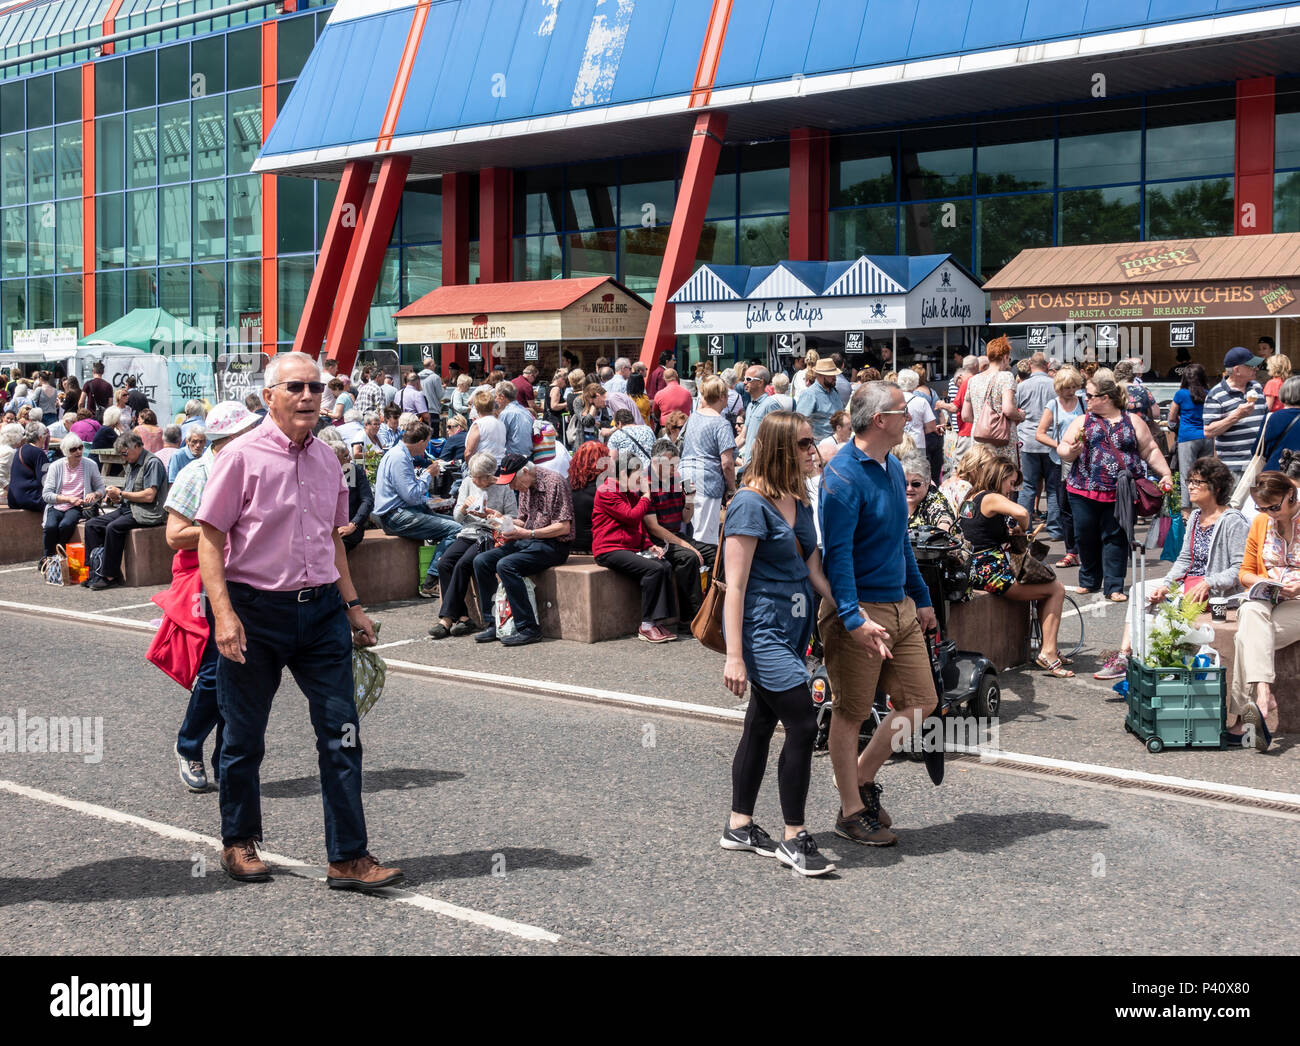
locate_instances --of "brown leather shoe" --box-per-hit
[327,853,405,892]
[220,840,271,882]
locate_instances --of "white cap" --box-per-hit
[204,401,259,440]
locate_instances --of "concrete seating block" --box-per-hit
[347,530,419,607]
[946,590,1031,672]
[120,525,173,589]
[0,506,44,564]
[1196,611,1299,733]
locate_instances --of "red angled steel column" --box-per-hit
[480,167,512,283]
[789,127,829,261]
[442,171,472,374]
[323,154,411,372]
[291,159,373,358]
[637,110,728,368]
[1235,78,1275,236]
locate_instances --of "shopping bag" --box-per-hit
[352,622,387,720]
[492,578,538,638]
[43,547,66,586]
[1160,512,1185,563]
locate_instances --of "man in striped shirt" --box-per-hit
[1202,346,1268,480]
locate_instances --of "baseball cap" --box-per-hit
[1224,346,1265,369]
[204,401,259,440]
[495,452,531,484]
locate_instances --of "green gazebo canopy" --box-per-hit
[80,308,214,353]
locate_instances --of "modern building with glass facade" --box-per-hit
[3,0,1300,370]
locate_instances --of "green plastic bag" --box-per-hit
[352,621,387,720]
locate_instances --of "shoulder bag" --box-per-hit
[1230,410,1300,510]
[972,376,1011,447]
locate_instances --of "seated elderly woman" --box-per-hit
[592,450,678,643]
[428,452,518,640]
[568,440,611,554]
[901,452,957,533]
[0,421,24,499]
[1231,470,1300,751]
[40,433,106,559]
[7,421,49,512]
[958,456,1075,678]
[1093,456,1248,689]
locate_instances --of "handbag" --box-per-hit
[1006,533,1055,585]
[1133,476,1164,517]
[1230,410,1300,509]
[43,547,66,586]
[972,377,1011,447]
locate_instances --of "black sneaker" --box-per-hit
[859,780,892,828]
[834,807,898,847]
[719,820,778,857]
[474,625,498,643]
[449,620,476,637]
[776,831,835,877]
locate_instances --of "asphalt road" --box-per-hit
[2,613,1297,956]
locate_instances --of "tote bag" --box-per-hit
[972,376,1011,447]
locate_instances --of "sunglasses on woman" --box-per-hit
[906,479,926,489]
[797,437,816,449]
[268,380,326,395]
[1256,492,1297,513]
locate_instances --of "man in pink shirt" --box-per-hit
[196,351,402,893]
[651,368,692,428]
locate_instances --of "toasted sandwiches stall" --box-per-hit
[669,256,984,374]
[394,277,651,377]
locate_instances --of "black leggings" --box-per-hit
[731,679,817,827]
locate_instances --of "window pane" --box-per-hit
[619,226,669,302]
[278,15,316,81]
[513,168,562,235]
[56,273,83,333]
[1058,185,1139,245]
[26,74,53,128]
[2,207,25,276]
[55,123,81,197]
[900,126,973,201]
[403,243,442,302]
[2,133,25,206]
[1058,101,1140,188]
[976,116,1053,194]
[160,185,190,264]
[193,180,225,259]
[227,27,260,90]
[97,192,125,268]
[193,262,226,334]
[125,51,155,110]
[278,176,314,253]
[227,174,260,257]
[620,154,678,227]
[94,57,124,116]
[53,68,80,125]
[192,97,225,178]
[565,161,618,231]
[0,83,23,136]
[56,200,81,272]
[127,189,157,266]
[29,276,53,328]
[831,133,895,207]
[27,127,53,202]
[1145,178,1233,239]
[95,114,124,192]
[316,178,337,248]
[695,218,736,265]
[902,199,971,267]
[364,248,399,341]
[739,214,789,265]
[565,230,616,278]
[400,181,442,242]
[158,43,189,104]
[229,260,260,344]
[191,35,224,96]
[158,101,190,183]
[95,270,125,328]
[227,89,261,175]
[278,256,313,340]
[1275,172,1300,233]
[29,203,54,274]
[976,193,1052,281]
[127,267,157,311]
[127,109,157,187]
[2,279,24,349]
[739,143,788,215]
[830,205,898,259]
[1145,88,1234,182]
[159,264,189,323]
[512,234,562,282]
[706,147,738,221]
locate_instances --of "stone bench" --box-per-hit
[0,506,44,564]
[347,529,420,607]
[1194,609,1299,733]
[946,590,1031,672]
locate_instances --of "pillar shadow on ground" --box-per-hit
[0,856,234,907]
[261,767,464,799]
[395,847,594,885]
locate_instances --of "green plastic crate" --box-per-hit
[418,543,436,583]
[1123,659,1226,752]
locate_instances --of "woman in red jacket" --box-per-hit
[593,449,677,643]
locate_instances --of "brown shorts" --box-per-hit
[819,597,936,722]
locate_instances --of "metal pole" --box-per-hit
[1276,315,1282,355]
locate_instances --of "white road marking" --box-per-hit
[90,602,158,614]
[0,777,562,946]
[1060,598,1111,621]
[370,638,425,651]
[4,598,1297,810]
[0,565,36,574]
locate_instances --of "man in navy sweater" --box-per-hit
[819,381,938,847]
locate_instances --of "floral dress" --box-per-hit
[959,491,1017,594]
[909,486,958,533]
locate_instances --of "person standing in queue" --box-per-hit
[720,411,838,876]
[818,381,939,847]
[196,351,403,891]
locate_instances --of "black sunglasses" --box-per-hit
[797,437,816,449]
[1257,492,1297,513]
[268,380,325,395]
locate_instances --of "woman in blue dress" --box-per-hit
[719,411,837,877]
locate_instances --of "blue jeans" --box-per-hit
[1017,451,1055,529]
[43,506,81,557]
[215,583,366,862]
[379,506,461,579]
[177,632,223,770]
[473,539,570,633]
[1068,493,1128,597]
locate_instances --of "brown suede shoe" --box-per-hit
[327,854,405,892]
[220,840,271,882]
